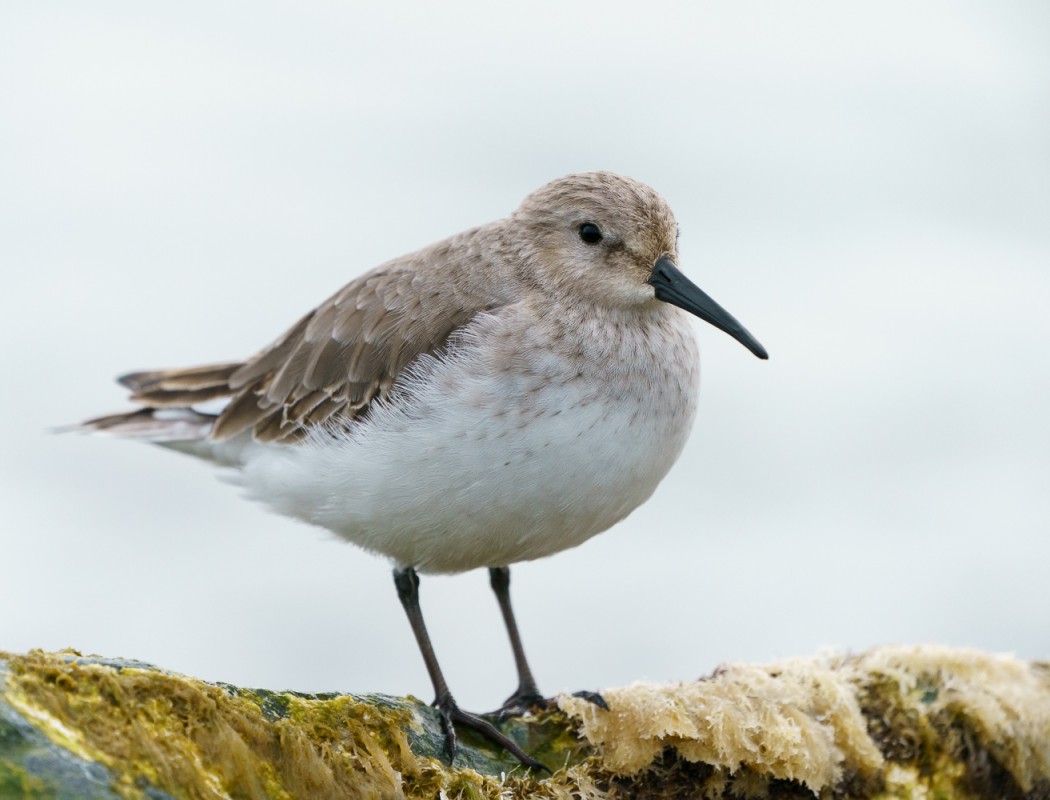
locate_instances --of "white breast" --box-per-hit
[234,305,700,573]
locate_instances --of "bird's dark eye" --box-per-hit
[578,223,603,245]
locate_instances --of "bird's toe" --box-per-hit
[571,689,609,710]
[434,693,549,772]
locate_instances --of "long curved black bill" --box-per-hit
[649,256,768,359]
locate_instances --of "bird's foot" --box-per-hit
[434,692,550,772]
[492,687,609,719]
[491,687,547,719]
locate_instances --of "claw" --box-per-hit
[434,692,550,772]
[436,697,460,762]
[571,689,609,710]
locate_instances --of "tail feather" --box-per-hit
[78,408,215,442]
[76,362,245,443]
[119,361,241,392]
[127,385,237,408]
[119,362,242,406]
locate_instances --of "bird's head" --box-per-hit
[512,171,768,359]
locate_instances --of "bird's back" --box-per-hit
[83,221,521,449]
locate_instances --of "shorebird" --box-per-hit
[82,172,768,769]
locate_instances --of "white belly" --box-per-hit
[234,312,700,573]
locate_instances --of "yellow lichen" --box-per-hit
[1,650,559,799]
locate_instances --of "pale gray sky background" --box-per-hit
[2,1,1048,709]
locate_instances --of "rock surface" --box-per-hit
[2,646,1048,799]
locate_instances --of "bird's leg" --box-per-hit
[392,567,548,771]
[488,566,546,715]
[489,566,609,717]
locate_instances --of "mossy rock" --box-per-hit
[2,646,1048,799]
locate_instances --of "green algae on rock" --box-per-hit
[2,646,1049,799]
[0,650,589,799]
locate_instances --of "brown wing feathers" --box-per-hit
[205,268,484,443]
[106,240,501,445]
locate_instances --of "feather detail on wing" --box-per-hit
[94,247,508,447]
[81,225,514,445]
[213,266,492,443]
